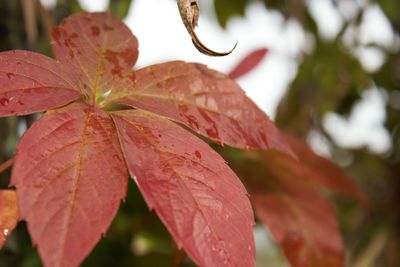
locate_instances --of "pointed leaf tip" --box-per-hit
[228,48,269,80]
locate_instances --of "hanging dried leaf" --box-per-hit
[177,0,237,56]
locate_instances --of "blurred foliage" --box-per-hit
[1,0,399,266]
[215,0,400,266]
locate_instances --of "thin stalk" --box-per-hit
[0,157,15,174]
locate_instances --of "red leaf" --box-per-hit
[51,12,139,96]
[285,134,368,206]
[0,190,18,248]
[228,48,269,80]
[224,150,345,267]
[0,50,82,117]
[107,61,294,156]
[112,110,256,267]
[11,103,128,267]
[252,179,344,267]
[256,151,345,267]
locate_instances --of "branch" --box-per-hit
[0,157,15,174]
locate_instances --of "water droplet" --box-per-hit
[102,89,112,98]
[195,150,202,160]
[91,26,100,36]
[112,154,121,161]
[206,126,219,139]
[0,98,10,106]
[3,229,9,236]
[186,115,199,129]
[6,73,15,79]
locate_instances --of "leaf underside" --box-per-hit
[112,110,256,267]
[11,103,128,267]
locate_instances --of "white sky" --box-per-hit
[40,0,398,155]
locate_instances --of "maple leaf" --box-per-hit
[0,11,292,267]
[0,190,18,248]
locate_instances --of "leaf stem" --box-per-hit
[0,157,15,174]
[171,246,186,267]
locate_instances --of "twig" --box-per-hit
[171,246,186,267]
[21,0,38,47]
[0,157,15,174]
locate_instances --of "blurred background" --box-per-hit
[0,0,399,266]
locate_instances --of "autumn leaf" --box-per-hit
[258,151,345,267]
[106,61,294,156]
[252,179,344,267]
[0,11,262,267]
[224,149,345,267]
[0,190,18,248]
[0,50,82,117]
[283,134,368,206]
[112,110,255,267]
[228,48,269,80]
[51,12,138,96]
[11,103,128,267]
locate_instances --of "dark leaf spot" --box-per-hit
[91,26,100,36]
[0,98,10,106]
